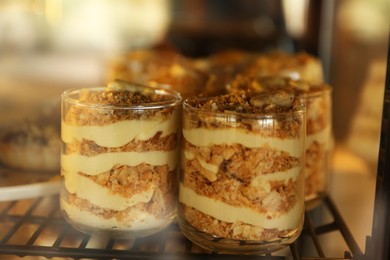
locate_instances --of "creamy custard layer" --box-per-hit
[62,111,179,148]
[179,183,303,230]
[61,197,172,231]
[63,173,155,211]
[183,128,303,157]
[61,149,178,175]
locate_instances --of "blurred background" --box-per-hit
[0,0,389,255]
[0,0,388,143]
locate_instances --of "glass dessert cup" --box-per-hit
[60,80,182,238]
[178,91,306,254]
[226,76,333,210]
[302,86,333,210]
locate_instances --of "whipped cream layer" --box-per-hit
[63,172,155,211]
[61,149,178,176]
[180,183,303,230]
[62,110,179,148]
[183,128,303,158]
[61,197,173,231]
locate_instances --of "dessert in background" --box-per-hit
[178,90,306,253]
[195,50,324,97]
[107,48,207,98]
[107,47,331,207]
[60,80,181,238]
[0,101,60,172]
[192,49,253,97]
[107,48,324,98]
[239,50,324,83]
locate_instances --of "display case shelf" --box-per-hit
[0,194,362,259]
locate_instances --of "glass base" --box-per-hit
[61,208,173,239]
[305,191,327,211]
[177,212,302,255]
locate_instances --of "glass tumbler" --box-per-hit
[60,80,182,238]
[178,91,306,254]
[302,84,333,209]
[227,76,333,209]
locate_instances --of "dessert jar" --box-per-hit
[178,91,306,254]
[107,48,207,98]
[60,80,182,238]
[301,83,332,208]
[227,77,333,208]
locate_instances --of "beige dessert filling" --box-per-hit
[64,172,155,211]
[183,128,304,157]
[62,110,179,147]
[61,191,174,230]
[180,183,303,230]
[61,149,178,175]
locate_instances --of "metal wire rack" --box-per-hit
[0,194,363,260]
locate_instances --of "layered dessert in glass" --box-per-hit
[107,48,324,99]
[192,49,254,97]
[178,90,306,253]
[228,76,332,208]
[107,48,207,98]
[239,50,324,82]
[60,80,181,238]
[196,49,324,97]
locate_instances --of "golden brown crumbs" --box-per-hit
[64,102,176,126]
[184,141,300,181]
[79,164,176,198]
[241,51,322,78]
[181,167,297,214]
[183,106,303,139]
[227,76,330,96]
[65,189,175,220]
[182,205,296,241]
[305,141,326,196]
[79,88,172,107]
[186,90,302,115]
[108,49,206,98]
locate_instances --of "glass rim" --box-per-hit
[183,97,305,120]
[61,85,182,110]
[300,82,332,99]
